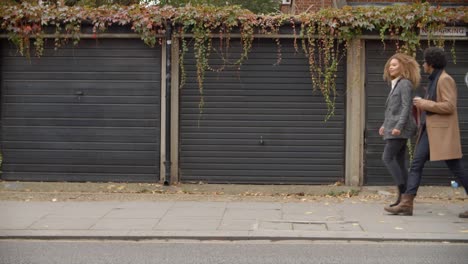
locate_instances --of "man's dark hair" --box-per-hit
[423,47,447,69]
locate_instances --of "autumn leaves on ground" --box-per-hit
[0,181,466,205]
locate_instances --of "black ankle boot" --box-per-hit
[389,185,406,207]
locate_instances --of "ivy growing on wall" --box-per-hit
[0,2,466,118]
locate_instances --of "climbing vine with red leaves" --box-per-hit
[0,2,466,118]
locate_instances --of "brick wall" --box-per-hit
[280,0,466,14]
[295,0,334,12]
[280,0,334,13]
[348,0,466,4]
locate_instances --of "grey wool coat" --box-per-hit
[382,78,417,140]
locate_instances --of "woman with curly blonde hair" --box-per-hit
[379,53,420,208]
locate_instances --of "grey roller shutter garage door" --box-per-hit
[179,39,346,184]
[365,40,468,185]
[0,39,161,182]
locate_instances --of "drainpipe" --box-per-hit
[164,22,172,186]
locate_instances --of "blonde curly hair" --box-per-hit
[383,53,421,88]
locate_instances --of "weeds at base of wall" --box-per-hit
[326,189,360,197]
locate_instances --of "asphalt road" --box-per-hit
[1,240,467,264]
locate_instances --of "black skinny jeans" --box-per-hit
[382,139,408,187]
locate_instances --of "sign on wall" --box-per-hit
[420,27,467,37]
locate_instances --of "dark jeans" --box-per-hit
[405,127,468,195]
[382,139,408,186]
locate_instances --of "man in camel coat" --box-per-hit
[384,47,468,218]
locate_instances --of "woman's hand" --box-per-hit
[391,129,401,136]
[379,126,384,136]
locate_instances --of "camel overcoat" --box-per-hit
[418,71,463,161]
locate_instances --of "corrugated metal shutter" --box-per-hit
[0,39,161,182]
[365,40,468,185]
[179,39,346,184]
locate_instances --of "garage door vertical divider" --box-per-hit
[163,23,173,185]
[170,37,180,184]
[160,39,167,184]
[345,39,366,186]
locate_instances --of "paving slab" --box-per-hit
[29,217,99,230]
[0,218,40,230]
[292,223,327,231]
[218,219,257,231]
[259,221,293,230]
[91,218,159,230]
[103,208,167,219]
[223,208,282,220]
[154,217,221,231]
[164,207,225,218]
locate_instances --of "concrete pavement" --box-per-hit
[1,199,467,242]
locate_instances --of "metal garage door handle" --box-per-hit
[259,136,264,145]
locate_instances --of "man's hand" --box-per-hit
[391,129,401,136]
[413,97,424,109]
[379,126,384,136]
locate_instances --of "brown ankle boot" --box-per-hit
[384,194,414,216]
[459,211,468,218]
